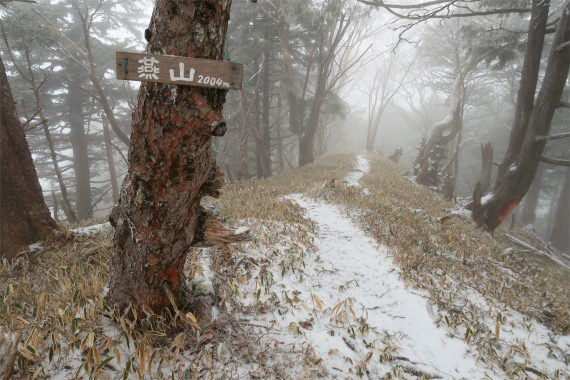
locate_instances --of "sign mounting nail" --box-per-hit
[115,51,243,90]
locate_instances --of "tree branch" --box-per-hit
[357,0,530,20]
[535,132,570,141]
[540,156,570,166]
[30,5,88,58]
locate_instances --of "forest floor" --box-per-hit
[1,152,569,380]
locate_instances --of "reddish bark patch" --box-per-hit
[497,200,520,223]
[163,264,180,284]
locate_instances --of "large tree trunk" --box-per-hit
[550,168,569,254]
[108,0,236,314]
[253,68,263,180]
[102,115,119,203]
[298,66,327,167]
[496,0,550,183]
[474,3,569,231]
[520,162,545,226]
[67,60,93,220]
[276,95,284,172]
[261,51,272,177]
[0,54,56,260]
[277,15,300,135]
[478,142,494,195]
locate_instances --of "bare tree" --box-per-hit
[363,47,415,152]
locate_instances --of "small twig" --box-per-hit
[243,323,272,330]
[522,366,547,378]
[342,337,357,352]
[348,279,359,287]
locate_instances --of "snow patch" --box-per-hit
[481,193,493,205]
[234,226,250,235]
[344,155,370,187]
[70,222,112,234]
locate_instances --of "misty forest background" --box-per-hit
[1,0,568,250]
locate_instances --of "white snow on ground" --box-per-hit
[344,155,370,187]
[230,155,569,379]
[280,195,489,379]
[41,155,568,380]
[226,156,491,379]
[70,222,112,234]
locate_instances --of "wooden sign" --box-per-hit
[116,51,243,90]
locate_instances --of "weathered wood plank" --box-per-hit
[116,51,243,89]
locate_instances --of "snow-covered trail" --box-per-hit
[280,156,491,379]
[282,156,494,379]
[224,154,566,379]
[287,197,485,379]
[343,155,370,187]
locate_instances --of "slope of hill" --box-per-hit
[1,152,568,379]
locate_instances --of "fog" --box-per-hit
[1,0,568,248]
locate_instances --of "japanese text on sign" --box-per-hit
[116,51,243,90]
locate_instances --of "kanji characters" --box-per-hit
[138,56,160,80]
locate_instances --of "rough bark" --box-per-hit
[550,168,569,253]
[0,54,56,260]
[108,0,236,314]
[474,3,569,231]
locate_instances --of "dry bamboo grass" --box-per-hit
[1,151,567,379]
[0,153,354,379]
[311,153,570,378]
